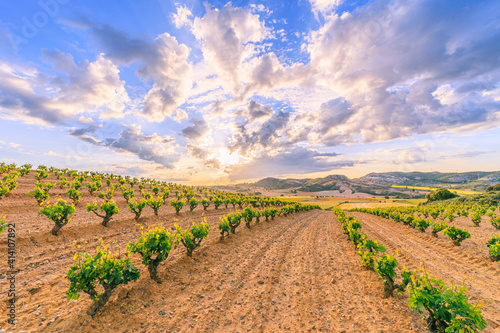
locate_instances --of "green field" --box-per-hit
[390,185,481,195]
[278,196,426,210]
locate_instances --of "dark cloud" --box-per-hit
[186,144,209,159]
[68,125,100,137]
[181,117,210,140]
[247,100,274,119]
[103,126,179,169]
[230,110,291,155]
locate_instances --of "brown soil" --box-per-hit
[0,173,429,332]
[349,212,500,333]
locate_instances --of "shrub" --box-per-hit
[169,199,185,215]
[127,226,175,283]
[70,180,82,190]
[27,182,54,205]
[413,218,430,232]
[35,168,49,181]
[87,200,119,227]
[67,247,140,316]
[443,226,471,246]
[446,211,457,223]
[348,227,363,246]
[66,188,82,206]
[471,211,482,226]
[489,243,500,261]
[174,220,209,257]
[226,212,242,234]
[218,216,231,240]
[242,207,254,229]
[486,183,500,192]
[122,187,135,203]
[430,221,447,237]
[201,198,210,210]
[254,209,261,223]
[127,200,147,221]
[0,182,10,199]
[269,207,278,220]
[374,254,398,298]
[146,197,163,215]
[141,191,153,200]
[189,198,199,212]
[3,173,18,191]
[98,186,115,202]
[406,269,486,332]
[0,217,7,235]
[491,215,500,230]
[213,197,222,210]
[262,208,271,222]
[87,181,102,195]
[487,234,500,261]
[426,189,458,202]
[19,164,32,176]
[357,237,385,270]
[39,199,76,236]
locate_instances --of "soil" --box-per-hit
[0,173,429,332]
[349,212,500,333]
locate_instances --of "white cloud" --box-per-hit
[192,3,268,90]
[172,5,193,28]
[0,53,130,126]
[308,0,344,14]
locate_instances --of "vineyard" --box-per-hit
[0,163,499,332]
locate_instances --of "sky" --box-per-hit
[0,0,499,185]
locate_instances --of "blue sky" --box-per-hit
[0,0,499,184]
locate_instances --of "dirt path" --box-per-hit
[350,212,500,333]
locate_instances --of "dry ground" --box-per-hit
[349,212,500,333]
[0,173,429,332]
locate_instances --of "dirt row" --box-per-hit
[349,212,500,333]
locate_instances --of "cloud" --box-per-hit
[70,20,192,122]
[305,0,500,145]
[103,125,180,168]
[229,109,291,155]
[172,5,193,28]
[192,3,267,89]
[0,53,130,125]
[308,0,344,14]
[68,124,101,137]
[449,151,489,159]
[181,117,210,140]
[391,147,428,165]
[226,147,348,181]
[186,144,209,159]
[303,98,355,136]
[236,100,274,119]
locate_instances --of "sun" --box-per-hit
[213,148,244,167]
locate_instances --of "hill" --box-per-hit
[359,171,500,189]
[219,171,500,198]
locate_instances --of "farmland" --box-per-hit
[0,164,499,332]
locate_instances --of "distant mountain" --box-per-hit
[359,171,500,186]
[254,175,349,192]
[254,177,310,189]
[244,171,500,197]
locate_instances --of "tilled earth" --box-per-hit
[349,212,500,333]
[1,174,428,332]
